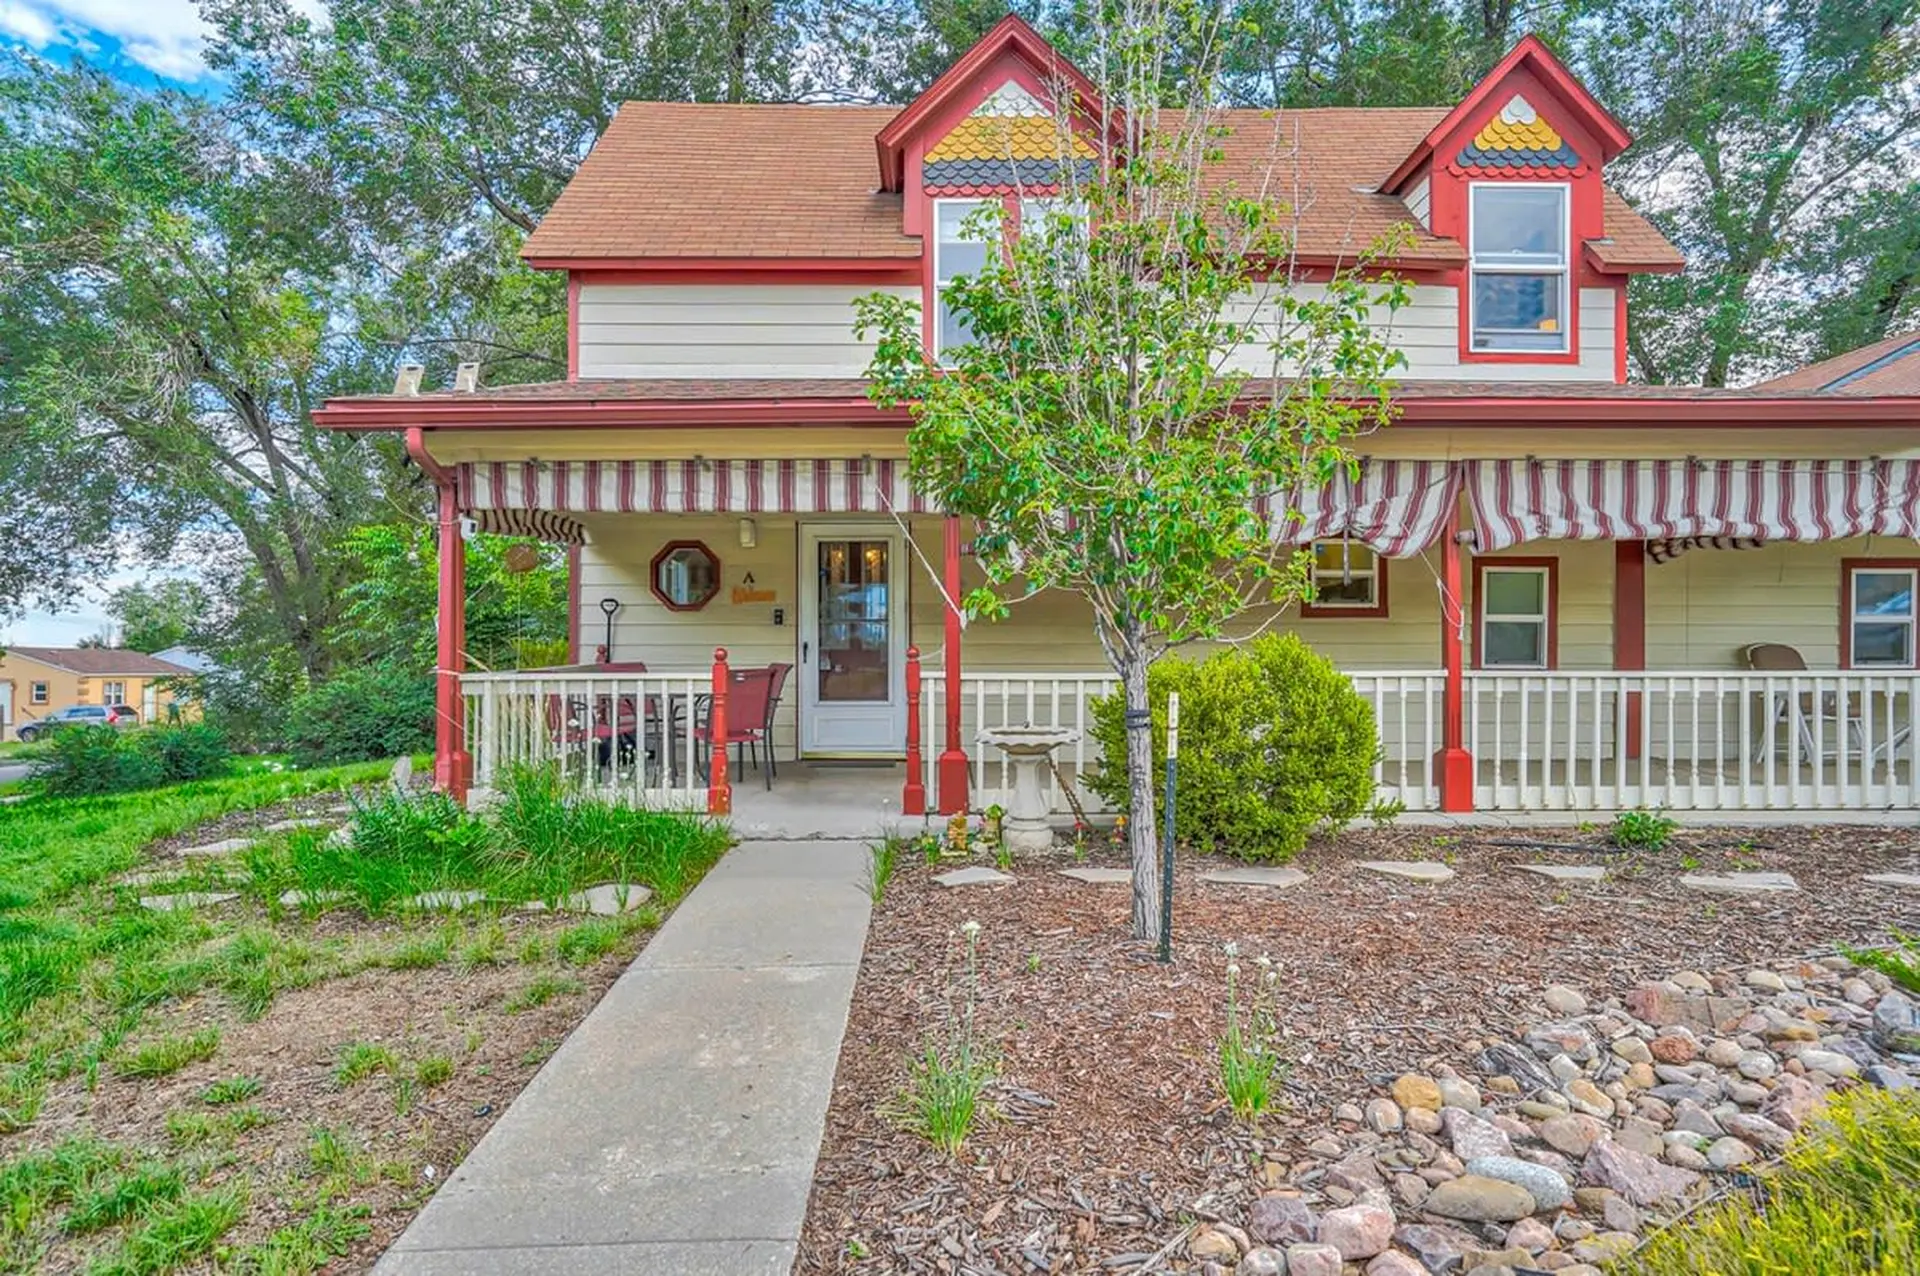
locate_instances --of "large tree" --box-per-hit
[1580,0,1920,384]
[858,0,1405,940]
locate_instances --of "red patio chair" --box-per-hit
[699,663,792,790]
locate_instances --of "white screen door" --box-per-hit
[798,525,908,756]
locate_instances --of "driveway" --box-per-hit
[0,762,31,786]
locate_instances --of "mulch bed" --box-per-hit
[796,824,1920,1272]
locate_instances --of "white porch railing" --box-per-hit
[1466,670,1920,812]
[920,668,1445,815]
[460,668,711,806]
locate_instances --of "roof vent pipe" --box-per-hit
[453,361,481,393]
[394,363,426,396]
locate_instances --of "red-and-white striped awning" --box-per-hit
[1271,459,1463,557]
[457,458,937,543]
[1466,459,1920,552]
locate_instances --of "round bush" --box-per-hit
[1084,634,1378,860]
[283,665,435,767]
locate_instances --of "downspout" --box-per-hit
[407,427,471,800]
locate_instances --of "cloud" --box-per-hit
[2,0,212,79]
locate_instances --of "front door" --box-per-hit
[798,525,907,756]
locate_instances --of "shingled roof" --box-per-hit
[519,101,1677,271]
[1758,332,1920,395]
[2,647,194,677]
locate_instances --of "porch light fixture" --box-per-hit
[739,518,758,549]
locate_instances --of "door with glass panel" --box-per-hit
[798,526,908,755]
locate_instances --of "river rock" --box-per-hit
[1800,1048,1861,1078]
[1580,1139,1702,1206]
[1444,1108,1515,1160]
[1650,1034,1697,1064]
[1248,1195,1317,1246]
[1544,985,1589,1016]
[1539,1114,1605,1157]
[1760,1073,1821,1132]
[1316,1203,1394,1260]
[1190,1226,1239,1262]
[1565,1078,1615,1118]
[1873,991,1920,1052]
[1464,1156,1573,1212]
[1393,1073,1443,1112]
[1236,1249,1285,1276]
[1392,1222,1478,1271]
[1422,1175,1537,1222]
[1437,1077,1482,1111]
[1526,1022,1597,1061]
[1506,1217,1555,1252]
[1707,1137,1757,1169]
[1364,1252,1425,1276]
[1722,1112,1791,1152]
[1367,1098,1404,1133]
[1284,1243,1343,1276]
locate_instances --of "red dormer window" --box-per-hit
[1470,182,1570,353]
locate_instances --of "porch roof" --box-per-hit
[315,377,1920,431]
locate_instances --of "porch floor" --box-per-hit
[727,761,912,841]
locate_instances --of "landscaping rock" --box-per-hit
[1873,992,1920,1053]
[1565,1078,1615,1118]
[932,867,1015,887]
[1392,1073,1443,1112]
[1249,1194,1318,1246]
[1316,1203,1394,1260]
[1235,1249,1285,1276]
[1707,1137,1757,1169]
[1759,1073,1822,1132]
[1543,984,1588,1016]
[1437,1077,1482,1111]
[179,837,253,859]
[1198,866,1309,888]
[1515,863,1607,882]
[139,891,240,911]
[1525,1021,1596,1061]
[1366,1098,1404,1133]
[1420,1174,1536,1222]
[1284,1243,1343,1276]
[1649,1034,1697,1064]
[1443,1108,1515,1160]
[1392,1223,1478,1271]
[520,883,655,915]
[1358,860,1455,883]
[1580,1138,1701,1206]
[1505,1217,1555,1253]
[277,889,351,909]
[1539,1114,1605,1157]
[263,817,333,833]
[1463,1155,1573,1212]
[405,889,490,911]
[1799,1048,1861,1079]
[1191,1226,1240,1262]
[1570,1232,1638,1265]
[1864,872,1920,888]
[1678,871,1798,893]
[1364,1253,1425,1276]
[1057,868,1132,884]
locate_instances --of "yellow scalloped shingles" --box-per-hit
[924,81,1097,164]
[1471,94,1563,153]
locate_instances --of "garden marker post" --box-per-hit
[1158,693,1180,965]
[708,647,731,816]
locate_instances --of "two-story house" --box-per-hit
[317,18,1920,824]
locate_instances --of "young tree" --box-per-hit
[107,581,215,654]
[857,0,1406,940]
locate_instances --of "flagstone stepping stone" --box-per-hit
[405,889,491,911]
[1865,873,1920,888]
[278,889,353,909]
[263,817,334,833]
[324,827,354,849]
[1679,871,1799,894]
[118,870,187,888]
[1198,866,1310,889]
[180,837,254,859]
[389,756,414,792]
[1516,864,1608,882]
[139,892,240,912]
[1360,860,1456,883]
[934,867,1015,887]
[519,883,655,915]
[1058,867,1132,884]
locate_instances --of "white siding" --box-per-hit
[577,283,918,379]
[575,280,1618,383]
[1404,174,1431,229]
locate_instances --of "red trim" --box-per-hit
[1471,555,1560,671]
[566,273,581,381]
[1839,557,1920,669]
[903,645,927,815]
[566,543,583,663]
[1614,540,1646,758]
[409,424,470,802]
[525,255,919,277]
[648,539,722,612]
[1382,35,1631,194]
[875,13,1102,192]
[937,515,968,814]
[708,648,731,815]
[566,264,922,286]
[1455,178,1589,368]
[1299,549,1389,619]
[1436,506,1472,812]
[1613,286,1628,384]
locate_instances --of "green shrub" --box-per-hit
[140,724,232,783]
[1612,808,1677,851]
[1619,1088,1920,1276]
[31,725,163,796]
[1085,634,1376,860]
[283,665,434,766]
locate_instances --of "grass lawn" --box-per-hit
[0,763,731,1274]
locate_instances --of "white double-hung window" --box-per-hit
[1469,184,1569,353]
[1846,564,1918,668]
[933,199,995,362]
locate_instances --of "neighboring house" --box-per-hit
[152,645,220,676]
[0,647,193,737]
[316,18,1920,822]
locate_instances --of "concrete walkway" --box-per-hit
[374,840,872,1275]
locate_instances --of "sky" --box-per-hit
[3,2,219,641]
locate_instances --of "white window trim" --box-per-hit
[102,681,126,705]
[1468,181,1571,356]
[1479,564,1553,670]
[1305,541,1381,611]
[30,681,48,704]
[1847,564,1918,669]
[932,197,997,363]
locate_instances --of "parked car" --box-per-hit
[16,704,136,741]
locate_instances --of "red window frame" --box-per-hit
[1839,557,1920,670]
[1471,555,1559,670]
[1299,543,1390,619]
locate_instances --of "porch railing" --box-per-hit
[460,668,712,806]
[1466,670,1920,812]
[920,668,1445,815]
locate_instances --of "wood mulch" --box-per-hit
[796,823,1920,1272]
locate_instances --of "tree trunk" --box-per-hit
[1119,643,1162,942]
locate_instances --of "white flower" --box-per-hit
[1255,955,1272,968]
[1227,963,1241,978]
[1223,941,1240,958]
[1265,970,1279,985]
[961,920,982,937]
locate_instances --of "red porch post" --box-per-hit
[937,515,970,814]
[408,428,469,801]
[1437,507,1474,812]
[708,647,732,816]
[903,646,927,815]
[1615,540,1647,760]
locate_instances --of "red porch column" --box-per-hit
[1437,507,1474,812]
[903,646,927,815]
[409,429,470,801]
[1615,540,1647,760]
[937,515,970,815]
[708,647,732,816]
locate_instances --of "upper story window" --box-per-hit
[934,199,995,361]
[1469,184,1568,354]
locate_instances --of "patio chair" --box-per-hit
[1740,643,1870,761]
[697,663,792,790]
